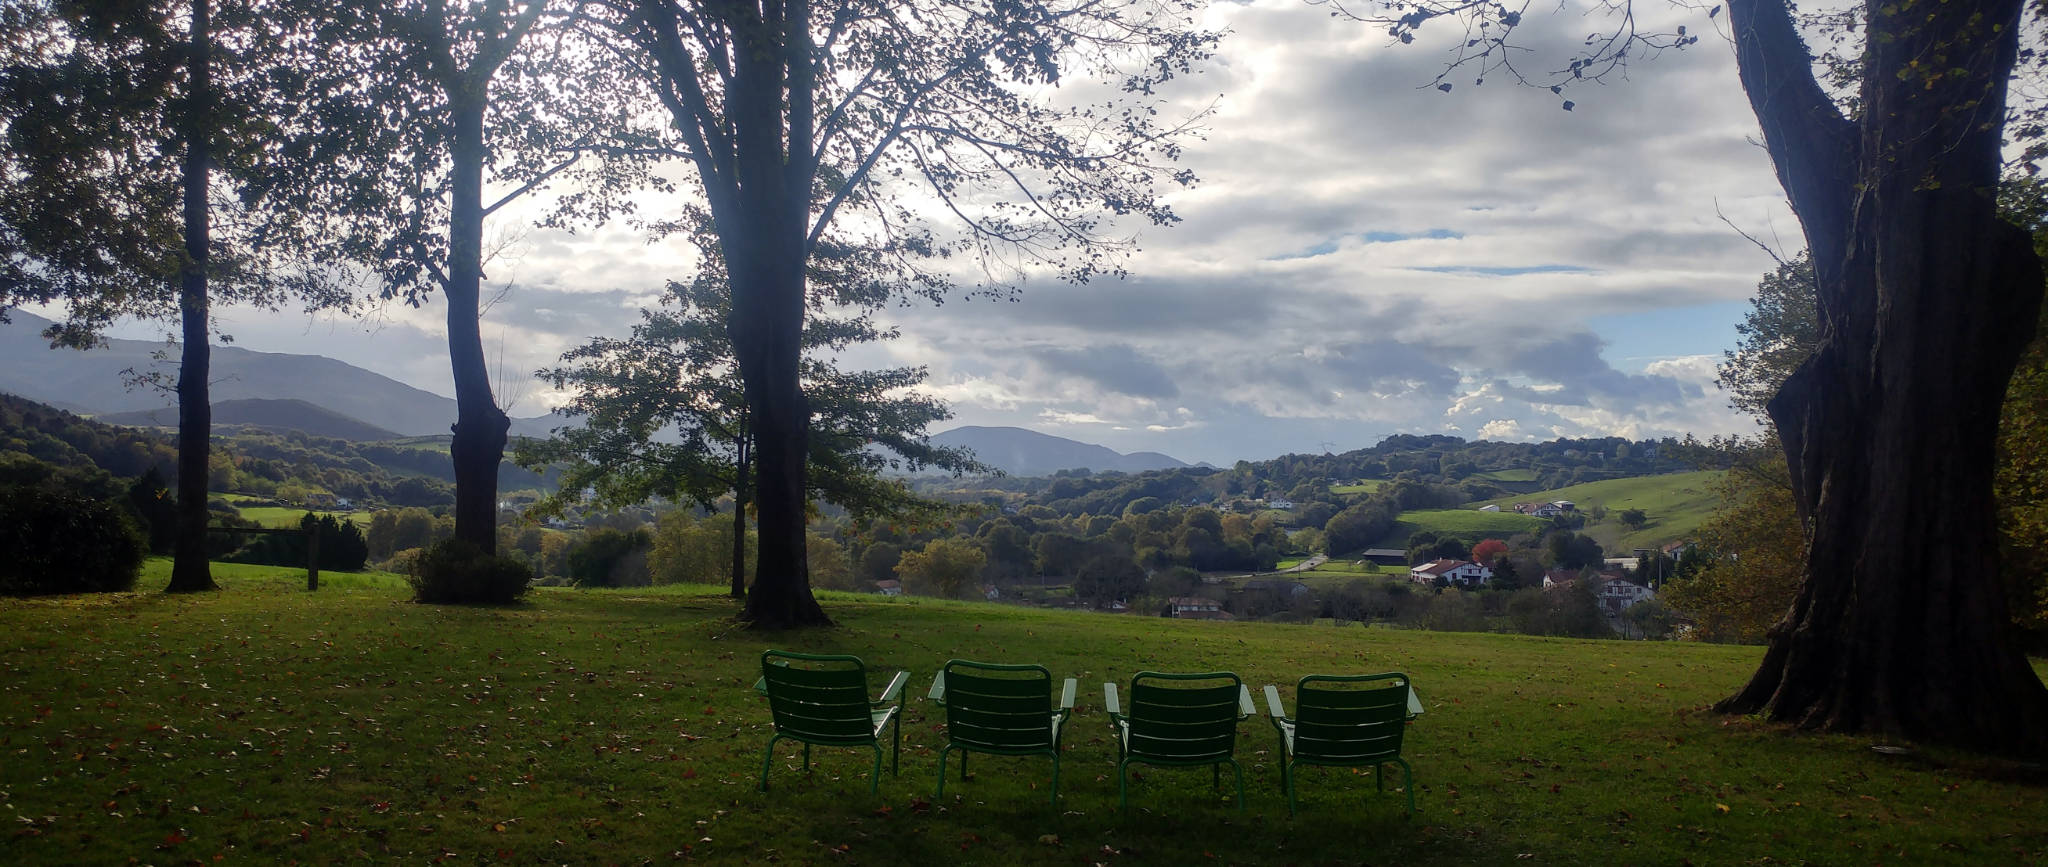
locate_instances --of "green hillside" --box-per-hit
[3,565,2041,864]
[1342,471,1726,556]
[1361,508,1548,551]
[1481,469,1727,551]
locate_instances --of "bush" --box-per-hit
[381,547,425,575]
[0,483,146,595]
[566,528,653,588]
[224,513,371,572]
[407,538,532,604]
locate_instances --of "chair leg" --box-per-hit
[1375,761,1385,793]
[1212,763,1220,789]
[935,746,950,798]
[891,713,901,776]
[1398,758,1415,817]
[1283,761,1296,818]
[1049,752,1061,808]
[1118,760,1130,815]
[869,746,883,795]
[759,735,781,792]
[960,749,969,780]
[1230,760,1245,813]
[803,742,811,772]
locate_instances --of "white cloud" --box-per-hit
[63,0,1786,466]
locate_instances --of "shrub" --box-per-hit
[407,538,532,604]
[0,483,146,595]
[566,528,652,588]
[381,547,425,575]
[224,513,371,572]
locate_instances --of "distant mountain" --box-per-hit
[0,311,559,438]
[931,425,1190,477]
[98,398,403,442]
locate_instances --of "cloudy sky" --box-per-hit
[64,0,1790,467]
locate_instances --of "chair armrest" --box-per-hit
[877,670,910,705]
[1059,678,1078,712]
[927,670,947,704]
[1406,686,1424,720]
[1238,685,1256,719]
[1102,682,1121,717]
[1263,684,1287,721]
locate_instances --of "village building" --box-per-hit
[1410,558,1493,587]
[1594,575,1656,616]
[1168,596,1234,620]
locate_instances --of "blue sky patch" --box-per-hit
[1587,300,1752,373]
[1270,228,1463,260]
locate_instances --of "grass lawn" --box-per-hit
[4,560,2045,865]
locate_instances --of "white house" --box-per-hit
[1410,558,1493,587]
[1267,497,1295,510]
[875,579,902,597]
[1168,596,1233,620]
[1595,577,1656,616]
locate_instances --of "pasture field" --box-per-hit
[1360,509,1548,552]
[1479,470,1727,551]
[1472,468,1539,483]
[211,494,373,529]
[1330,479,1391,494]
[233,506,374,529]
[3,561,2044,865]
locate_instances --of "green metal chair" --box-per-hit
[928,660,1078,806]
[1262,672,1422,817]
[753,650,908,794]
[1103,670,1256,813]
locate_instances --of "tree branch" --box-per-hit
[482,152,581,216]
[1727,0,1856,268]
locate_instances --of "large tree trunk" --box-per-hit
[634,0,826,626]
[731,415,748,599]
[729,233,825,627]
[444,93,509,557]
[166,0,215,594]
[730,0,826,628]
[1720,0,2048,757]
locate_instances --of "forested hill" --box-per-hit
[916,433,1696,520]
[99,398,402,442]
[0,310,558,437]
[928,425,1192,476]
[0,393,551,507]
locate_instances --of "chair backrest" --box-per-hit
[941,660,1056,752]
[761,650,874,743]
[1291,672,1409,763]
[1126,671,1243,763]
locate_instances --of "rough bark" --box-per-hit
[730,417,748,599]
[444,92,510,556]
[1720,0,2048,757]
[166,0,216,594]
[728,177,825,628]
